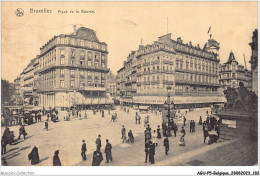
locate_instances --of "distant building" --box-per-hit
[117,33,225,108]
[249,29,258,95]
[21,56,39,105]
[219,51,252,90]
[107,71,117,97]
[13,76,23,105]
[37,26,112,109]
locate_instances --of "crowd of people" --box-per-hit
[1,105,222,166]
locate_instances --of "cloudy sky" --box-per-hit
[2,1,258,82]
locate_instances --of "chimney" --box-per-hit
[177,37,182,43]
[73,25,77,35]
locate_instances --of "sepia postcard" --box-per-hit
[1,1,259,175]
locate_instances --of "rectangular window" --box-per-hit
[80,51,85,59]
[70,70,75,77]
[88,60,92,67]
[80,81,84,87]
[71,50,75,57]
[80,70,84,77]
[60,70,65,77]
[71,59,75,65]
[60,80,64,88]
[70,80,75,87]
[60,49,65,56]
[60,57,65,65]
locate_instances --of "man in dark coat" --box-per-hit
[53,150,61,166]
[3,127,10,140]
[144,128,151,142]
[190,121,193,133]
[163,137,169,155]
[121,125,126,139]
[81,140,87,161]
[149,141,155,164]
[199,116,202,125]
[1,139,7,154]
[18,124,27,139]
[144,140,150,163]
[105,139,112,163]
[92,149,103,166]
[192,120,196,132]
[96,135,101,150]
[44,120,48,131]
[173,123,178,137]
[128,130,134,143]
[102,110,104,118]
[157,125,161,139]
[28,146,39,165]
[183,116,186,126]
[203,129,209,143]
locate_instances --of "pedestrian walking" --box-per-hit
[53,150,61,166]
[192,120,196,132]
[135,114,138,124]
[43,120,48,131]
[47,113,50,121]
[152,130,157,146]
[166,125,172,137]
[173,123,178,137]
[163,137,169,155]
[190,121,192,133]
[149,141,155,164]
[199,116,202,125]
[181,126,186,138]
[92,149,103,166]
[105,139,112,163]
[81,140,87,161]
[157,125,161,139]
[1,139,7,155]
[128,130,134,143]
[137,115,141,124]
[203,129,209,143]
[121,125,126,139]
[183,116,186,126]
[18,124,27,140]
[144,127,151,142]
[96,135,102,150]
[28,146,39,165]
[102,110,104,118]
[144,140,150,163]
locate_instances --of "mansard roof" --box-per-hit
[73,27,100,42]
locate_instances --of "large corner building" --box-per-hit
[117,33,226,108]
[37,26,112,109]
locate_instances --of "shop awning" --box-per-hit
[74,92,114,105]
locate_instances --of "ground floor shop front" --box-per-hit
[39,91,114,109]
[120,95,226,109]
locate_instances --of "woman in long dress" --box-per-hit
[152,130,158,146]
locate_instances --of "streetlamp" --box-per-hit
[164,85,174,127]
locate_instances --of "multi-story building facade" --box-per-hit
[23,57,39,105]
[13,77,23,105]
[219,51,252,90]
[249,29,258,95]
[37,26,112,109]
[107,71,117,97]
[117,33,226,108]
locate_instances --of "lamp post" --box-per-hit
[164,85,174,127]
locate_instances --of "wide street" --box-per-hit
[1,106,224,166]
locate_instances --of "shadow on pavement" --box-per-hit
[39,156,49,163]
